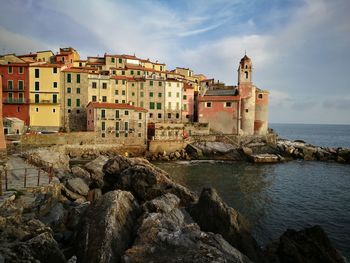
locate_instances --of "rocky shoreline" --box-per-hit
[0,151,347,262]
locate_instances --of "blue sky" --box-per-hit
[1,0,350,124]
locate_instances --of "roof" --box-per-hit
[199,95,240,102]
[87,102,147,112]
[205,89,238,96]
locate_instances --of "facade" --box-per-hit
[29,63,63,131]
[182,82,195,122]
[0,75,7,152]
[86,102,147,145]
[165,79,183,122]
[198,55,269,135]
[0,55,30,126]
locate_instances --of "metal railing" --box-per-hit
[3,98,27,104]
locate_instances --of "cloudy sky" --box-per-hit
[1,0,349,124]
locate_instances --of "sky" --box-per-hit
[0,0,350,124]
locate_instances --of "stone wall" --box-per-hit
[149,139,187,154]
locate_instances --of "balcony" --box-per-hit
[30,99,60,104]
[2,87,25,92]
[3,98,28,104]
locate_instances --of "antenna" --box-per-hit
[244,50,246,56]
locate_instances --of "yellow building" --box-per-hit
[29,62,64,131]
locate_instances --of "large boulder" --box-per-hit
[264,225,346,263]
[103,156,196,205]
[66,178,90,197]
[188,188,264,263]
[71,166,91,185]
[76,190,140,263]
[84,156,109,188]
[124,193,252,263]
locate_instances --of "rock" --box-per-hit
[87,188,102,203]
[188,188,264,263]
[103,156,196,205]
[162,155,170,161]
[124,193,251,263]
[175,151,181,159]
[249,154,280,163]
[303,146,317,161]
[76,190,140,263]
[71,166,91,185]
[194,141,237,155]
[242,147,253,156]
[264,225,346,263]
[39,202,66,229]
[143,193,180,213]
[62,185,85,201]
[66,178,89,197]
[66,202,90,230]
[84,156,109,188]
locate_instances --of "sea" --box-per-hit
[155,123,350,259]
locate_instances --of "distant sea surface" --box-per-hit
[270,123,350,148]
[155,123,350,260]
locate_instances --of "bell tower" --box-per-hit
[238,54,252,85]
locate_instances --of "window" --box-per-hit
[125,122,129,131]
[245,109,249,113]
[79,62,82,67]
[92,82,97,89]
[101,133,106,138]
[224,102,232,108]
[111,57,115,63]
[115,90,119,95]
[115,100,119,103]
[8,93,13,102]
[119,58,122,63]
[53,82,58,88]
[149,113,153,118]
[67,87,71,93]
[131,83,135,87]
[35,94,40,103]
[183,104,187,111]
[176,92,180,98]
[137,71,140,75]
[77,74,80,83]
[76,99,80,107]
[67,98,71,106]
[122,90,126,96]
[176,102,180,110]
[77,88,80,94]
[158,113,162,119]
[176,113,180,119]
[115,79,118,84]
[35,81,39,91]
[68,109,71,113]
[122,80,126,85]
[67,73,71,83]
[140,101,144,107]
[35,68,39,78]
[245,71,248,79]
[122,70,125,75]
[36,107,39,112]
[115,110,119,119]
[149,102,155,109]
[177,83,180,87]
[149,92,154,97]
[53,94,58,104]
[140,92,144,97]
[139,112,142,120]
[258,94,263,99]
[150,80,153,86]
[138,133,142,138]
[8,66,13,74]
[157,103,162,110]
[112,70,116,75]
[101,109,106,118]
[168,102,171,109]
[131,70,134,75]
[158,81,162,86]
[141,82,144,89]
[17,106,20,112]
[125,110,129,115]
[102,96,107,102]
[183,95,187,100]
[205,102,212,108]
[132,92,135,97]
[19,92,24,102]
[102,83,107,89]
[115,121,120,131]
[7,80,13,90]
[53,67,57,74]
[168,92,171,97]
[168,113,171,118]
[101,121,106,131]
[158,93,162,98]
[122,100,126,103]
[19,67,23,74]
[92,96,97,102]
[168,82,171,87]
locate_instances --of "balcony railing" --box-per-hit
[2,87,25,92]
[3,98,28,104]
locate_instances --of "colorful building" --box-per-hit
[182,82,195,122]
[165,79,183,122]
[86,102,147,145]
[0,54,30,126]
[198,55,269,135]
[0,74,7,152]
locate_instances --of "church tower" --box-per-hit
[238,54,252,85]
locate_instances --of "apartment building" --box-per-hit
[165,79,183,122]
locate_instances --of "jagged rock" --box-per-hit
[71,166,91,185]
[143,193,180,213]
[87,188,102,203]
[124,193,251,263]
[66,202,90,230]
[66,178,89,197]
[84,156,109,188]
[76,190,140,263]
[303,147,317,161]
[188,188,264,263]
[249,154,280,163]
[242,147,253,156]
[264,225,345,263]
[62,185,85,201]
[103,156,197,205]
[175,151,181,159]
[39,202,66,229]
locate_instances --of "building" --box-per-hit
[3,117,25,135]
[0,75,7,152]
[198,55,269,135]
[0,54,30,126]
[86,102,147,145]
[165,79,183,122]
[29,62,64,131]
[182,82,195,122]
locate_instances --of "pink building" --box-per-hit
[182,83,194,122]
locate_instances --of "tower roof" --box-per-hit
[239,54,252,67]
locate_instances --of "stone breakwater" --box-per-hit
[0,151,347,262]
